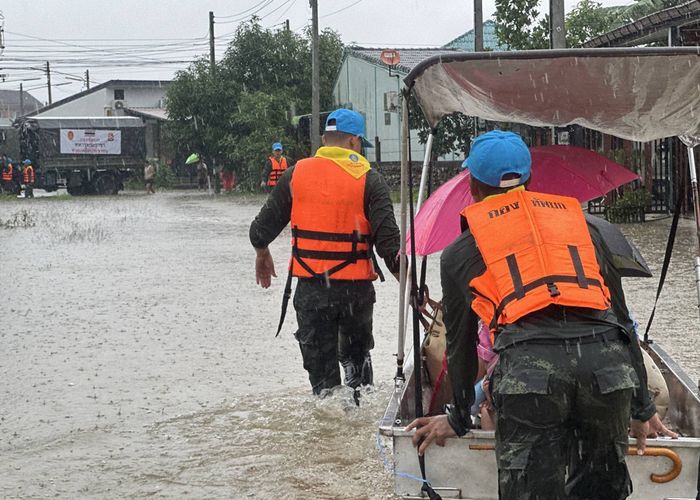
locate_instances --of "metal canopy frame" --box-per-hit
[396,46,700,378]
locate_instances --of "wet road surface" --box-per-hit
[1,191,697,498]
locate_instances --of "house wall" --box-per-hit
[35,88,110,117]
[35,85,167,117]
[333,56,461,163]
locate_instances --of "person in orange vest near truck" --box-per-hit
[2,158,15,194]
[250,109,400,399]
[260,142,288,190]
[22,159,35,198]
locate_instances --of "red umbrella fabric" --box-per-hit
[409,145,640,255]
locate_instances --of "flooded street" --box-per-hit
[1,191,698,499]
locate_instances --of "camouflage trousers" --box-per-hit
[490,333,637,500]
[294,301,374,395]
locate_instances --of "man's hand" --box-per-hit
[405,415,457,456]
[255,247,277,288]
[630,419,650,454]
[630,413,678,455]
[260,180,266,189]
[646,413,678,439]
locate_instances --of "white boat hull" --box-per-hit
[380,343,700,499]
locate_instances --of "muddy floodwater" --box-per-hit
[1,191,698,499]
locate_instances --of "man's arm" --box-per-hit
[364,169,401,274]
[441,243,481,435]
[250,166,294,250]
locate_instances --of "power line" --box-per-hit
[5,30,184,65]
[320,0,365,19]
[216,0,277,23]
[274,0,299,23]
[216,0,273,19]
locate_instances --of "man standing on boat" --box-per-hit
[250,109,400,396]
[407,131,673,499]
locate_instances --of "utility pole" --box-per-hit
[85,69,90,89]
[209,11,216,74]
[46,61,52,105]
[474,0,484,52]
[285,19,290,31]
[310,0,320,155]
[19,82,24,116]
[550,0,566,48]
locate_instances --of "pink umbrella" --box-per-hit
[409,145,640,255]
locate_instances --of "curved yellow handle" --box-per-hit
[628,446,683,483]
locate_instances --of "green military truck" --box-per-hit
[15,116,146,195]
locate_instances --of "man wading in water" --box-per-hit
[407,131,674,499]
[250,109,400,399]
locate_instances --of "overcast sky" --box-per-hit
[1,0,634,105]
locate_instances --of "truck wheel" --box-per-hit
[93,174,117,195]
[67,184,84,196]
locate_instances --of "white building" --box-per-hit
[332,48,459,163]
[25,80,170,159]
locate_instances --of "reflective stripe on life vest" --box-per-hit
[267,156,288,187]
[2,164,12,182]
[23,166,35,184]
[289,155,376,281]
[462,190,611,330]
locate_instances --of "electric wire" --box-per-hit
[215,0,273,19]
[320,0,365,19]
[215,0,277,23]
[274,0,299,23]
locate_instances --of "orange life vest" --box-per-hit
[462,190,611,331]
[2,164,12,182]
[23,165,35,184]
[267,156,288,187]
[289,156,377,281]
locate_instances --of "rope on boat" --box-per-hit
[643,194,683,342]
[375,430,436,487]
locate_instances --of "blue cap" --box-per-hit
[325,109,373,148]
[272,142,283,151]
[462,131,531,188]
[22,159,32,165]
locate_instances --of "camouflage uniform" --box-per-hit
[294,287,374,394]
[440,213,655,499]
[491,336,637,500]
[250,165,400,395]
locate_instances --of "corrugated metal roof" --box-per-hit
[22,116,145,128]
[125,107,169,121]
[345,47,459,74]
[443,20,508,52]
[584,0,700,47]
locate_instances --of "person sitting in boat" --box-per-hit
[406,130,675,499]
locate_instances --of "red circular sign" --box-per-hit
[380,49,400,66]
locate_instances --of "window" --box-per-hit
[113,89,125,100]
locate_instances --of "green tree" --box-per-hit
[495,0,687,50]
[566,0,616,47]
[494,0,548,49]
[165,19,344,190]
[408,94,473,159]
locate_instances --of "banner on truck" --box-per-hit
[60,129,122,155]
